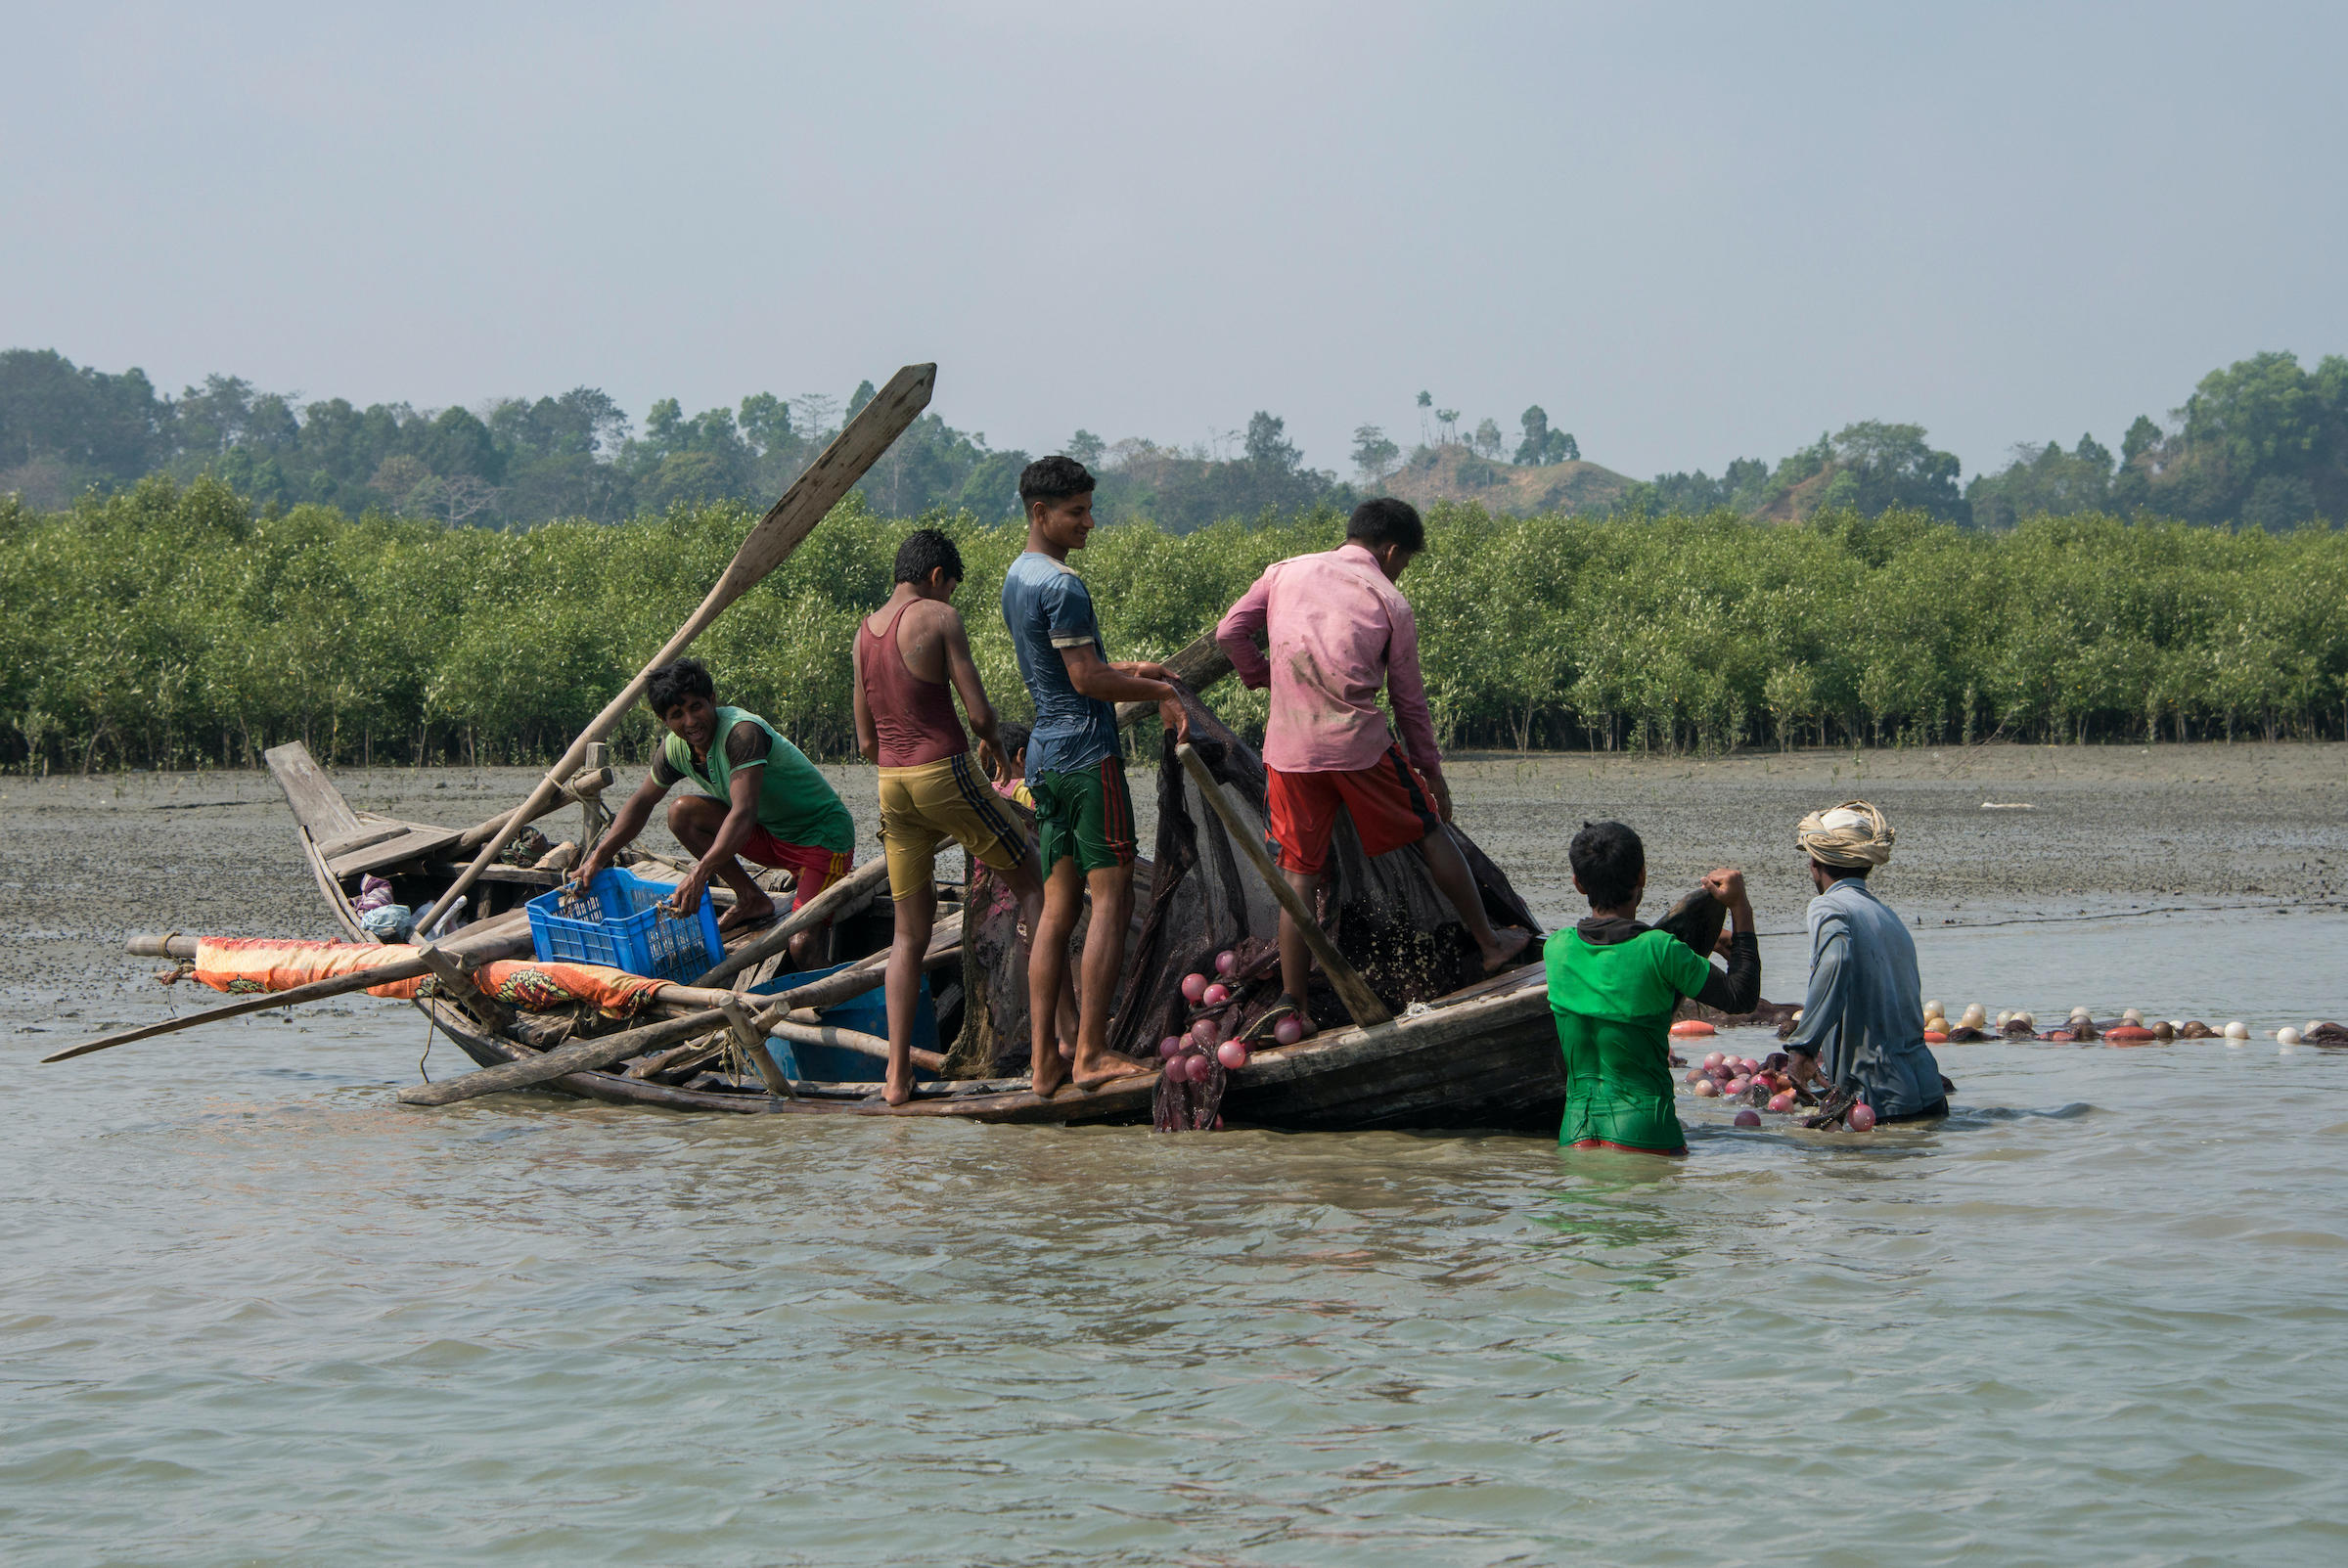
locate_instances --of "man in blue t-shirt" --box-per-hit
[1001,455,1187,1098]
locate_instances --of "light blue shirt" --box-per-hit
[1779,875,1946,1117]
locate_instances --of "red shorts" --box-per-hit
[739,829,851,913]
[1264,747,1441,874]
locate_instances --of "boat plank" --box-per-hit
[329,826,466,879]
[265,742,362,841]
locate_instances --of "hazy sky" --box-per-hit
[6,2,2344,482]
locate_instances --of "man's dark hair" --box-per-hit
[1018,455,1096,507]
[646,658,716,716]
[1570,820,1646,909]
[1812,859,1870,879]
[1347,496,1425,553]
[995,720,1030,761]
[894,527,964,586]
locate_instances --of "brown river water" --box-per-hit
[4,746,2345,1565]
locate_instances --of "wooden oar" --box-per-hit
[1174,742,1392,1029]
[689,850,897,988]
[411,362,936,937]
[41,912,535,1064]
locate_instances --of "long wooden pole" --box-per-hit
[42,912,535,1064]
[689,849,897,988]
[1174,742,1391,1029]
[396,917,965,1105]
[411,363,935,936]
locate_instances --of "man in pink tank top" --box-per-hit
[853,529,1073,1105]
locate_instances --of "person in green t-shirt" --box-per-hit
[1544,821,1761,1154]
[574,658,856,968]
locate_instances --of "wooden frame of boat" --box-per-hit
[265,741,1570,1131]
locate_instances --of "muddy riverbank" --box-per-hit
[3,740,2341,1006]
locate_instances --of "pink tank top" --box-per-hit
[859,601,968,768]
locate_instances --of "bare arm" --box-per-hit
[1059,644,1189,739]
[850,636,880,764]
[937,608,1004,777]
[575,772,669,882]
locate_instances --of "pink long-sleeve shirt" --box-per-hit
[1214,541,1443,779]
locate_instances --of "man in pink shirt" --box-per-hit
[1215,499,1532,1035]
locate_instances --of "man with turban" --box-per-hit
[1779,800,1948,1123]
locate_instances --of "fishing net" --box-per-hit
[1117,689,1538,1131]
[940,818,1155,1082]
[943,688,1537,1128]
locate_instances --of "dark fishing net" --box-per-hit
[1114,688,1539,1131]
[943,820,1157,1082]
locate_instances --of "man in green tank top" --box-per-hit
[1544,821,1760,1154]
[574,659,856,967]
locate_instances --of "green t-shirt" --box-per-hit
[656,706,854,855]
[1545,926,1714,1153]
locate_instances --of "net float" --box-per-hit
[1180,972,1209,1004]
[1214,951,1238,975]
[1158,1035,1183,1059]
[1733,1109,1761,1128]
[2104,1025,2156,1044]
[1703,1051,1726,1068]
[1671,1020,1716,1039]
[1202,982,1230,1007]
[1273,1016,1304,1047]
[1693,1079,1720,1098]
[1846,1102,1877,1132]
[1217,1040,1250,1071]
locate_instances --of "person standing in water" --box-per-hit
[851,528,1071,1107]
[1779,800,1948,1123]
[1214,497,1532,1038]
[1545,821,1760,1154]
[1000,455,1184,1096]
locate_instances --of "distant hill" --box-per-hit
[1377,442,1635,515]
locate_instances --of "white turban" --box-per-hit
[1796,799,1894,870]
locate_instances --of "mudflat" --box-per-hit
[3,740,2342,1005]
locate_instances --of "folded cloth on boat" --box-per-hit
[1795,799,1895,870]
[190,937,667,1015]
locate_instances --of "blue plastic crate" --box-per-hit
[526,866,724,984]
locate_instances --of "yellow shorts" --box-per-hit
[878,752,1030,900]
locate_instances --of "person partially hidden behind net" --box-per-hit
[1544,820,1761,1155]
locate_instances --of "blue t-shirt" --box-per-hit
[1001,551,1122,778]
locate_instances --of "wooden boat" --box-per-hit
[261,740,1574,1130]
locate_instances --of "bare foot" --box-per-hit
[1030,1056,1071,1098]
[883,1067,915,1107]
[1071,1050,1151,1091]
[1480,925,1535,975]
[717,898,779,936]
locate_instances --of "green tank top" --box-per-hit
[1545,926,1714,1152]
[660,706,854,855]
